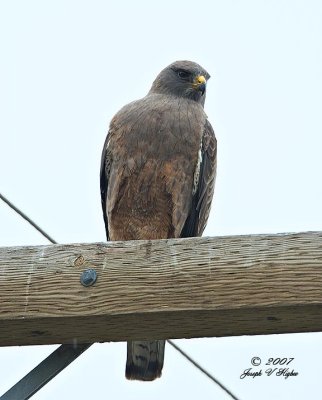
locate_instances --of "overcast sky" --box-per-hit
[1,1,322,399]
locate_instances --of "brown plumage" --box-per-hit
[100,60,217,381]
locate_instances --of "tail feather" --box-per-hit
[126,340,165,381]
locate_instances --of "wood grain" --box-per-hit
[1,232,322,346]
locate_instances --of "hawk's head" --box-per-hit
[149,60,210,105]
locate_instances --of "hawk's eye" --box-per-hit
[177,70,190,80]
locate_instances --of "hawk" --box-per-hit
[100,60,217,381]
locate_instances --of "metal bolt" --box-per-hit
[80,268,97,287]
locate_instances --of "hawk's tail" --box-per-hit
[125,340,165,381]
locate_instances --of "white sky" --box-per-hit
[1,0,322,399]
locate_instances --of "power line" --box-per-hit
[0,193,57,244]
[0,192,241,400]
[168,340,241,400]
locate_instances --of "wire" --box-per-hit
[167,340,241,400]
[0,192,240,400]
[0,193,57,244]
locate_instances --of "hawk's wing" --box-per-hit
[100,132,111,240]
[180,119,217,237]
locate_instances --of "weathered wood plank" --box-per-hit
[1,231,322,346]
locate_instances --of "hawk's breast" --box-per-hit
[106,95,206,240]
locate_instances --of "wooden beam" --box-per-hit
[1,231,322,346]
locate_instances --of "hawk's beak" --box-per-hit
[193,75,206,95]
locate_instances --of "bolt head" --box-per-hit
[80,269,97,287]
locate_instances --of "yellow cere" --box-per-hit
[196,75,206,84]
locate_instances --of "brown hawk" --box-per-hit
[100,60,217,381]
